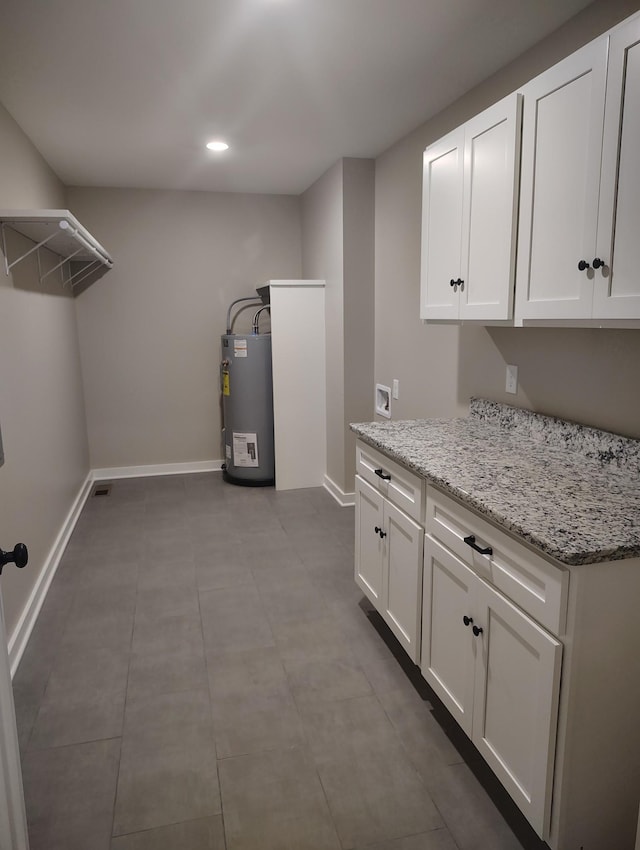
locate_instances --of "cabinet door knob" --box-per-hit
[463,535,493,556]
[450,279,456,287]
[462,615,473,627]
[456,278,465,292]
[373,526,387,539]
[578,259,590,271]
[592,257,605,269]
[0,543,28,574]
[472,625,483,637]
[374,468,391,481]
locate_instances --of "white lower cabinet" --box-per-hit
[422,535,562,836]
[354,444,640,849]
[355,475,423,663]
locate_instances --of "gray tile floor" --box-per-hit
[13,473,548,850]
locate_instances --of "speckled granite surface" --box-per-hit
[350,399,640,566]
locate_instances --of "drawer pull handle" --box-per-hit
[374,468,391,481]
[374,526,387,539]
[464,535,492,556]
[462,615,473,627]
[472,624,483,637]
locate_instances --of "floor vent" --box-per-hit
[92,482,112,497]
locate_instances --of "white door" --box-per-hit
[594,17,640,319]
[472,579,562,839]
[420,127,464,320]
[515,38,608,321]
[0,585,29,850]
[383,501,423,664]
[421,536,476,736]
[459,93,522,321]
[354,476,384,606]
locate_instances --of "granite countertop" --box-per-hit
[350,399,640,566]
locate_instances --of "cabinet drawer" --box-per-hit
[425,487,568,635]
[356,441,423,522]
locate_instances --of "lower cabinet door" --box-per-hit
[421,535,476,736]
[471,579,562,838]
[383,500,424,664]
[354,476,384,605]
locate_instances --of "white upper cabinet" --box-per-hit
[515,39,608,322]
[421,93,522,322]
[593,16,640,318]
[515,17,640,325]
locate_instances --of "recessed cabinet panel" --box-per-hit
[473,580,562,837]
[421,536,476,736]
[355,477,384,604]
[460,94,521,321]
[384,501,424,662]
[420,129,464,320]
[594,19,640,318]
[530,73,592,304]
[515,39,608,321]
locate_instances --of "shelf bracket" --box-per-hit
[66,260,101,289]
[39,247,84,282]
[2,223,60,275]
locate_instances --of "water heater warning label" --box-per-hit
[233,338,248,358]
[233,432,259,467]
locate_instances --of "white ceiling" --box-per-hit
[0,0,593,195]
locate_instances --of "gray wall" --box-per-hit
[67,187,301,469]
[374,0,640,438]
[0,102,90,638]
[342,159,375,489]
[301,161,345,491]
[301,158,374,495]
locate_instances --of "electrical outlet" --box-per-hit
[392,379,400,400]
[506,364,518,394]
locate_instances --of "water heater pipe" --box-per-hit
[226,296,263,334]
[252,305,271,335]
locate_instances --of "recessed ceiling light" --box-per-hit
[206,140,229,152]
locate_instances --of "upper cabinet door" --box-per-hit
[459,93,522,321]
[515,39,608,322]
[594,17,640,319]
[420,127,464,320]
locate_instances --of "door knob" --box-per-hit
[0,543,28,574]
[472,624,483,637]
[463,615,473,627]
[592,257,605,269]
[578,259,590,271]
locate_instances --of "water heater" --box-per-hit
[220,331,274,486]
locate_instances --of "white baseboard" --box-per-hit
[323,474,355,507]
[92,459,224,480]
[8,473,94,677]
